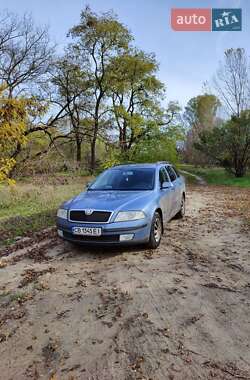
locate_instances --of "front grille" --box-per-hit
[69,210,111,223]
[63,231,119,242]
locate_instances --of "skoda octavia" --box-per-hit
[57,162,185,249]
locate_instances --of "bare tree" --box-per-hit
[213,48,250,117]
[50,53,93,163]
[0,10,54,97]
[0,10,59,172]
[0,11,20,50]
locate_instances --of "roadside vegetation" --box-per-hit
[183,49,250,179]
[180,165,250,188]
[0,8,249,186]
[0,174,88,246]
[0,7,183,185]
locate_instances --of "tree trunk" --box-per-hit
[119,122,128,152]
[76,139,81,162]
[9,142,22,178]
[90,119,98,172]
[90,137,96,173]
[234,162,246,177]
[75,129,82,162]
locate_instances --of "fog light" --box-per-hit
[119,234,134,242]
[57,229,64,238]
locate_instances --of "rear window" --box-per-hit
[173,166,180,177]
[166,166,177,182]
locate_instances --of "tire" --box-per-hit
[176,195,185,219]
[147,211,162,249]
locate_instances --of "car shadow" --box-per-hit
[66,242,150,260]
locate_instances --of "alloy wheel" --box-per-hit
[154,215,162,243]
[181,197,185,216]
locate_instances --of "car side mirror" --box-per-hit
[86,182,92,190]
[161,181,173,189]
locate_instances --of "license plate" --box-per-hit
[72,227,102,236]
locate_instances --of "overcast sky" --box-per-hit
[1,0,249,108]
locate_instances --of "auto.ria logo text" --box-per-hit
[171,8,242,32]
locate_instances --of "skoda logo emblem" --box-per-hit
[85,209,94,215]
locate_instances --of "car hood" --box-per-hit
[64,190,154,212]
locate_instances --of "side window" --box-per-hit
[159,167,168,186]
[166,166,177,182]
[173,166,180,178]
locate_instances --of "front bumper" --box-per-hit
[56,217,151,245]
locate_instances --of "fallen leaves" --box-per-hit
[143,250,154,260]
[42,338,60,366]
[130,355,144,371]
[0,227,57,258]
[201,282,239,292]
[183,313,204,327]
[0,260,6,268]
[95,287,132,321]
[19,267,55,288]
[56,309,71,320]
[0,306,26,329]
[203,360,250,379]
[0,333,6,343]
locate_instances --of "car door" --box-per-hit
[172,166,183,212]
[165,165,179,217]
[158,166,174,221]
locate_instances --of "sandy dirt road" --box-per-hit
[0,186,250,380]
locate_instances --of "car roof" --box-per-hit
[112,162,171,170]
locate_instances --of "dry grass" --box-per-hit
[0,175,90,220]
[0,174,91,245]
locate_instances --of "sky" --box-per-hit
[1,0,249,108]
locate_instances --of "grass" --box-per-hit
[0,173,90,246]
[179,170,200,185]
[179,164,250,188]
[9,291,28,302]
[0,290,28,303]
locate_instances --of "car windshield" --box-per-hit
[89,168,155,191]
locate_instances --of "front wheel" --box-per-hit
[176,195,185,219]
[147,211,162,249]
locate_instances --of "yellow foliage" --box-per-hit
[0,86,29,183]
[0,158,16,183]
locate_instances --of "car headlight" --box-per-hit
[114,211,145,222]
[57,208,68,220]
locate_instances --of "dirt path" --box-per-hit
[1,186,250,380]
[180,170,207,185]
